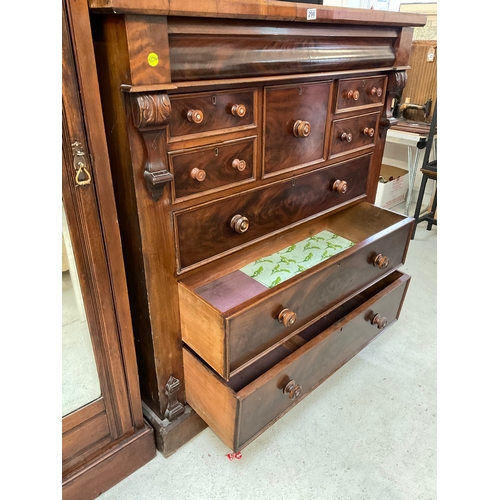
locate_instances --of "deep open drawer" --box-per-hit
[183,270,411,452]
[179,202,413,380]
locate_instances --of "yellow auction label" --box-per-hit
[147,52,159,67]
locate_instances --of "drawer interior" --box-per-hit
[182,202,409,313]
[226,270,405,393]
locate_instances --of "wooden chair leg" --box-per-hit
[427,190,437,231]
[411,175,428,239]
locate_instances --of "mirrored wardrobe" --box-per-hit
[62,0,155,498]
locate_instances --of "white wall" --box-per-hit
[322,1,371,8]
[387,0,436,11]
[322,0,437,10]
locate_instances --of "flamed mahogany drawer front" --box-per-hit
[170,137,256,201]
[169,89,256,139]
[179,202,412,379]
[330,112,379,158]
[263,81,330,176]
[336,76,387,112]
[174,154,371,271]
[183,271,411,452]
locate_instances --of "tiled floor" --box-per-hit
[99,201,437,500]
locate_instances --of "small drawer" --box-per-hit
[179,202,413,379]
[183,271,411,452]
[335,76,387,112]
[174,154,371,271]
[168,88,256,140]
[263,81,331,176]
[330,112,379,158]
[170,137,256,202]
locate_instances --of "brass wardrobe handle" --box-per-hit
[72,141,92,187]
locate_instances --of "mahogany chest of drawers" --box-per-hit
[88,0,425,455]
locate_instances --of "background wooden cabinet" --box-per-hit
[62,0,155,497]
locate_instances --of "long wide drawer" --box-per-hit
[174,154,371,271]
[179,202,413,379]
[183,271,411,452]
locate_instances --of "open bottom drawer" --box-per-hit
[183,271,411,452]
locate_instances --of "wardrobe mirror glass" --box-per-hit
[62,203,101,416]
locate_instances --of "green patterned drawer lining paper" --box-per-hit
[239,230,354,289]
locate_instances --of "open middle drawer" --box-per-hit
[179,202,413,380]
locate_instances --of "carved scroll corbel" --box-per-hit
[131,92,173,201]
[379,71,408,136]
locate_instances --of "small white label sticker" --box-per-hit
[307,8,316,20]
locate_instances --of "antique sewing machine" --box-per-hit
[394,97,433,121]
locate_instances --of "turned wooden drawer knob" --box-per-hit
[347,90,360,100]
[231,104,247,117]
[190,167,206,182]
[371,313,388,330]
[187,109,204,124]
[373,253,390,269]
[232,159,247,171]
[340,132,353,142]
[332,179,348,193]
[371,87,383,97]
[278,308,297,328]
[363,127,375,137]
[230,214,249,234]
[293,120,311,138]
[283,380,302,400]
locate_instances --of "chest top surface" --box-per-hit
[88,0,426,26]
